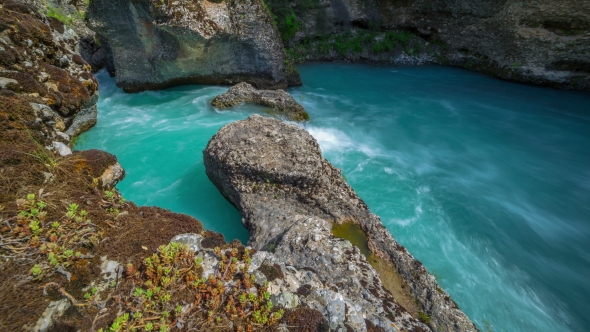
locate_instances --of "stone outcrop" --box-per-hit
[204,114,479,332]
[0,0,99,152]
[211,82,309,121]
[167,231,423,331]
[279,0,590,90]
[86,0,300,92]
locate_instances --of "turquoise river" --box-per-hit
[75,64,590,332]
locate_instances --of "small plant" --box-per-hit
[278,12,300,42]
[5,193,103,279]
[83,287,99,302]
[104,190,115,201]
[107,242,285,331]
[418,311,431,324]
[47,6,74,26]
[372,31,415,54]
[30,264,43,276]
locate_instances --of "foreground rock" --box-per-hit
[86,0,300,92]
[211,82,309,122]
[204,115,479,331]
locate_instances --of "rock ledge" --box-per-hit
[211,83,309,122]
[204,115,479,332]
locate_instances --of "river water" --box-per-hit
[75,64,590,332]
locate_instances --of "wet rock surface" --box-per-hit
[211,82,309,122]
[86,0,299,92]
[204,115,479,331]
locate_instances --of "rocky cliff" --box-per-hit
[270,0,590,90]
[85,0,300,92]
[204,115,479,332]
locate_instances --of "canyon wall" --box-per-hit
[272,0,590,90]
[86,0,300,92]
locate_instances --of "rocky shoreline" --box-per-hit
[1,0,586,330]
[204,115,478,331]
[269,0,590,91]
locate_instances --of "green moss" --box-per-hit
[46,5,86,27]
[264,0,321,43]
[372,31,415,54]
[46,7,73,26]
[418,311,431,324]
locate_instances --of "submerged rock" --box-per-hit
[211,82,309,122]
[86,0,299,92]
[204,114,479,331]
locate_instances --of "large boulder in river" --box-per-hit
[204,115,479,332]
[86,0,300,92]
[211,82,309,121]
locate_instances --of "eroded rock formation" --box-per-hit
[204,114,479,331]
[86,0,300,92]
[211,82,309,121]
[277,0,590,90]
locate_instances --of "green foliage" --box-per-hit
[46,3,88,27]
[285,29,420,61]
[6,193,102,279]
[372,31,414,53]
[93,35,102,47]
[46,6,74,26]
[104,190,115,201]
[283,58,298,76]
[106,243,284,331]
[277,11,300,43]
[264,0,322,43]
[30,264,42,276]
[333,33,363,55]
[418,311,431,324]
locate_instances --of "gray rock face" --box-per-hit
[211,82,309,122]
[86,0,299,92]
[285,0,590,90]
[65,102,98,138]
[203,115,479,331]
[170,233,204,252]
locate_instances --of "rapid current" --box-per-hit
[75,64,590,332]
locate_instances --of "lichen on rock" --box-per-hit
[204,114,480,331]
[211,82,309,121]
[86,0,300,92]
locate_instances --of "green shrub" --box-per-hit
[372,31,415,54]
[47,7,74,26]
[278,12,300,42]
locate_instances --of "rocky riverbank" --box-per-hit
[0,2,443,331]
[0,2,309,331]
[267,0,590,91]
[4,0,584,329]
[204,114,478,332]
